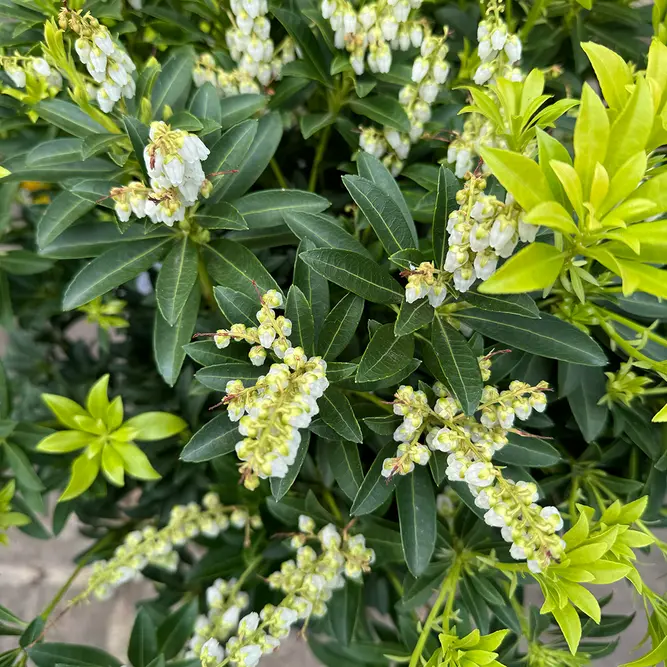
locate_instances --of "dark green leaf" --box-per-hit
[301,249,402,304]
[326,440,364,501]
[493,433,562,467]
[0,250,53,276]
[301,112,337,139]
[396,466,436,576]
[284,212,369,256]
[351,443,398,516]
[156,600,198,660]
[465,292,540,319]
[320,388,362,443]
[428,315,483,415]
[326,362,357,382]
[213,286,259,327]
[152,47,195,119]
[457,309,608,366]
[286,285,315,356]
[395,299,434,336]
[5,442,44,492]
[233,190,329,229]
[0,361,8,420]
[26,139,84,167]
[189,83,222,125]
[181,413,239,462]
[356,324,414,383]
[81,134,125,160]
[193,202,248,230]
[156,237,198,326]
[561,363,608,442]
[432,166,459,269]
[363,415,401,436]
[28,644,122,667]
[219,94,267,129]
[62,237,171,311]
[195,362,263,391]
[349,96,410,133]
[329,581,362,646]
[183,340,246,366]
[270,431,311,501]
[123,116,151,183]
[34,100,108,137]
[294,239,330,330]
[128,609,158,667]
[37,191,95,248]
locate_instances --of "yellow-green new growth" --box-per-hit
[0,480,30,545]
[77,296,129,331]
[424,629,509,667]
[37,375,187,501]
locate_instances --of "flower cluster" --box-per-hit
[213,290,292,366]
[381,360,562,572]
[193,0,297,96]
[322,0,425,75]
[403,174,538,295]
[79,494,258,601]
[111,121,210,226]
[358,27,450,175]
[188,578,250,659]
[0,55,62,92]
[59,8,136,112]
[196,518,375,667]
[224,349,329,490]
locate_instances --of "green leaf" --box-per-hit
[351,443,399,516]
[62,237,172,311]
[301,249,402,304]
[189,83,223,126]
[493,433,562,467]
[151,47,195,119]
[284,211,369,256]
[28,643,122,667]
[328,581,362,646]
[356,324,414,383]
[552,604,582,655]
[123,412,187,441]
[318,293,365,360]
[428,315,482,415]
[464,292,540,318]
[233,190,330,229]
[619,636,667,667]
[616,261,667,300]
[357,153,416,245]
[102,444,125,486]
[301,112,337,139]
[480,147,554,211]
[153,284,200,387]
[4,442,44,492]
[457,309,607,366]
[184,340,245,366]
[223,112,283,200]
[349,96,410,133]
[219,94,267,129]
[394,299,434,336]
[86,375,110,420]
[0,360,9,420]
[478,243,565,294]
[155,237,198,326]
[273,8,331,87]
[194,202,248,230]
[203,239,280,300]
[562,364,608,442]
[34,99,108,137]
[320,388,362,443]
[295,239,330,330]
[326,362,357,382]
[286,285,315,356]
[432,165,459,269]
[536,128,572,206]
[270,431,310,501]
[580,41,632,111]
[396,466,436,577]
[123,116,151,183]
[195,363,264,391]
[343,176,415,255]
[60,453,100,501]
[127,608,157,667]
[26,139,84,167]
[0,250,53,276]
[37,191,95,248]
[522,201,579,236]
[326,440,364,501]
[213,286,259,327]
[36,430,92,454]
[181,412,239,462]
[204,119,258,203]
[156,600,198,660]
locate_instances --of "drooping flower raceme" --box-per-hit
[76,494,259,601]
[110,121,211,227]
[381,358,563,573]
[195,518,374,667]
[58,7,136,112]
[0,55,63,94]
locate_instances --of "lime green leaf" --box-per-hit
[536,128,571,207]
[101,444,125,486]
[523,202,579,236]
[653,404,667,423]
[60,453,100,501]
[563,511,590,549]
[550,161,585,221]
[114,443,161,480]
[478,243,565,294]
[620,635,667,667]
[86,375,110,421]
[552,604,582,654]
[573,84,610,198]
[584,560,631,584]
[36,430,93,454]
[122,412,187,441]
[107,396,124,432]
[480,147,554,211]
[602,220,667,264]
[616,260,667,299]
[598,152,647,217]
[567,543,609,565]
[581,42,633,111]
[42,394,88,429]
[561,582,600,622]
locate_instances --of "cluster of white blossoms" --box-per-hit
[404,174,538,296]
[59,8,136,112]
[381,361,562,572]
[187,578,250,659]
[223,348,329,490]
[0,55,63,92]
[322,0,426,75]
[111,121,211,227]
[198,518,374,667]
[359,27,450,175]
[212,290,292,366]
[192,0,297,95]
[79,494,259,601]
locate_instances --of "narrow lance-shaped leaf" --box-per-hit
[318,293,365,360]
[356,324,414,383]
[155,236,199,326]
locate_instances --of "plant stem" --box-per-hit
[308,124,332,193]
[519,0,549,40]
[322,489,342,520]
[409,560,461,667]
[197,254,215,307]
[41,559,87,621]
[270,158,288,189]
[346,390,393,413]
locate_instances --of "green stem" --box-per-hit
[642,388,667,396]
[519,0,549,40]
[270,158,288,189]
[41,559,87,621]
[197,254,215,307]
[346,390,393,413]
[409,560,461,667]
[308,124,332,193]
[322,489,342,521]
